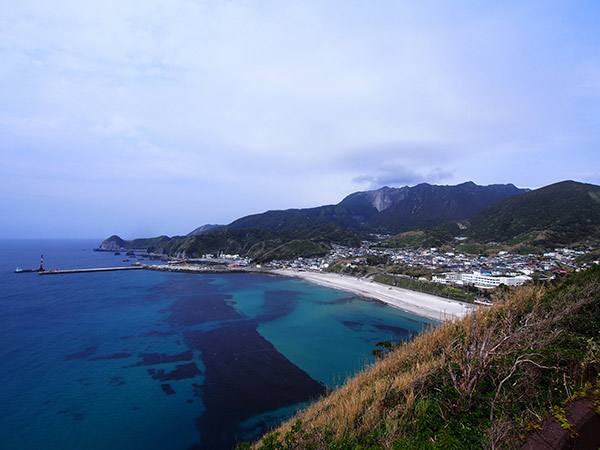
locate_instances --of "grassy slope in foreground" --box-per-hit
[242,265,600,450]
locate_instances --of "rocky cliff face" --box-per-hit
[99,241,121,251]
[338,182,528,233]
[99,235,126,250]
[365,187,408,212]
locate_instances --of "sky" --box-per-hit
[1,0,599,239]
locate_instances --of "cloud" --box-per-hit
[353,163,453,189]
[1,0,600,237]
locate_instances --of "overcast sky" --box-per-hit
[2,1,599,239]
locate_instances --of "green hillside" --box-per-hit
[102,225,360,263]
[99,234,171,250]
[227,182,526,236]
[364,182,526,233]
[243,265,600,450]
[379,222,462,250]
[100,180,599,261]
[466,180,600,249]
[378,180,600,253]
[227,205,367,234]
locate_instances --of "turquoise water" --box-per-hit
[0,240,435,449]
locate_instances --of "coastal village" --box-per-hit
[268,244,591,286]
[133,243,597,299]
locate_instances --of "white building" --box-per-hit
[433,272,531,289]
[461,272,531,288]
[432,272,463,285]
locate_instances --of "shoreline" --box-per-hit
[273,269,477,322]
[33,261,476,321]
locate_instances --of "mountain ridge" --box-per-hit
[187,224,225,236]
[226,181,527,235]
[380,180,600,252]
[464,179,600,248]
[99,180,600,260]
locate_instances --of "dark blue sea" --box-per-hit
[0,239,435,449]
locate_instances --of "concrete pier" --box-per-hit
[35,264,268,276]
[39,266,144,275]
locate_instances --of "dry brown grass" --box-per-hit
[249,268,600,449]
[263,315,467,446]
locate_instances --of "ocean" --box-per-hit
[0,239,435,449]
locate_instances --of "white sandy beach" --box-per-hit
[274,269,477,321]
